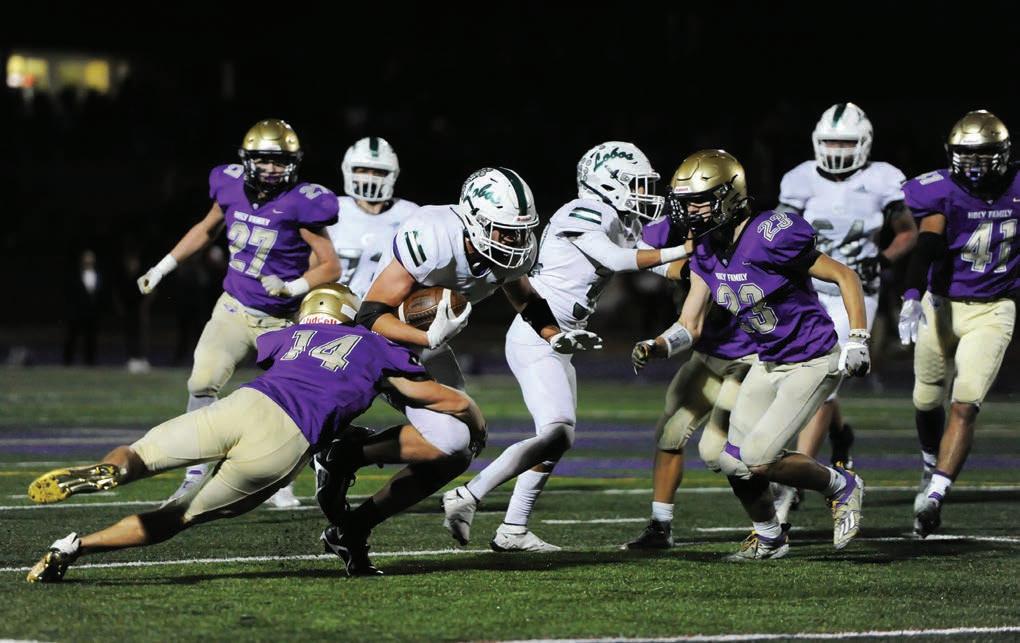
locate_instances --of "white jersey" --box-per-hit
[374,205,537,303]
[326,196,419,298]
[779,161,905,294]
[530,198,638,329]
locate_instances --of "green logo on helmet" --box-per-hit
[467,182,501,205]
[593,147,635,172]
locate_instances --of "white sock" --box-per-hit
[925,472,952,503]
[921,451,938,471]
[823,466,847,497]
[504,469,552,526]
[187,394,217,413]
[466,431,566,500]
[185,462,209,479]
[752,517,782,539]
[651,501,674,523]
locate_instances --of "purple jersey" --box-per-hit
[903,168,1020,300]
[244,323,428,447]
[210,164,339,317]
[642,219,754,360]
[689,210,837,364]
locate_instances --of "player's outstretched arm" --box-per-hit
[357,260,432,347]
[387,376,486,448]
[632,272,708,372]
[571,231,687,272]
[138,202,225,294]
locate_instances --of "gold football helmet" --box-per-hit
[298,284,361,325]
[946,110,1011,192]
[238,118,303,193]
[667,149,749,235]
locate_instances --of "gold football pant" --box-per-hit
[187,292,292,398]
[720,347,842,478]
[131,388,312,524]
[913,293,1015,410]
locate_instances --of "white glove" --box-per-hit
[549,329,604,354]
[631,339,657,374]
[898,298,923,346]
[838,329,871,377]
[426,290,472,348]
[261,275,309,298]
[137,254,177,294]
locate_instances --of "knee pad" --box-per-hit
[717,442,751,480]
[913,380,945,412]
[657,407,699,451]
[537,420,575,453]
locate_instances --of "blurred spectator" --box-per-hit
[173,245,225,365]
[114,250,151,373]
[63,249,102,366]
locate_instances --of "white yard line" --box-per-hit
[502,625,1020,642]
[543,518,648,525]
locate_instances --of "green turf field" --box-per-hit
[1,368,1019,642]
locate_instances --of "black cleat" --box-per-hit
[621,519,674,550]
[321,525,383,577]
[312,426,373,525]
[829,422,855,470]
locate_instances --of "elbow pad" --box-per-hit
[521,298,558,335]
[355,300,396,330]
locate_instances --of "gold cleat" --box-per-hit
[27,464,121,504]
[26,533,80,583]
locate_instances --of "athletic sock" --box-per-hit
[921,451,937,471]
[185,462,208,479]
[504,469,551,526]
[752,517,782,540]
[823,466,847,497]
[466,431,565,500]
[925,471,953,503]
[651,501,674,523]
[186,394,216,413]
[915,407,945,455]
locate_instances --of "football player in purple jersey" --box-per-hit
[898,110,1019,538]
[24,285,485,582]
[637,150,869,559]
[136,119,341,508]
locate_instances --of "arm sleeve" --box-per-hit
[254,330,284,370]
[297,185,340,228]
[570,231,641,272]
[903,231,947,300]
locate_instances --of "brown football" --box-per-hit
[398,287,469,330]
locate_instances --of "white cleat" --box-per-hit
[914,468,935,513]
[490,523,561,553]
[442,486,477,545]
[266,483,301,509]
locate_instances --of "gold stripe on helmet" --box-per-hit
[948,110,1009,148]
[241,119,301,153]
[299,284,361,325]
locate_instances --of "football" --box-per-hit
[398,287,469,330]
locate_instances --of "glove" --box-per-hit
[631,339,657,374]
[898,298,924,346]
[426,290,472,348]
[839,329,871,377]
[549,329,604,354]
[137,254,177,294]
[261,275,309,298]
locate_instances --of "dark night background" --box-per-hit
[3,3,1020,375]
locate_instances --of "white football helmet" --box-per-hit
[341,136,400,202]
[577,141,664,222]
[812,103,873,174]
[455,167,539,270]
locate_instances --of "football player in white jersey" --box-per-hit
[313,167,602,570]
[775,102,917,520]
[327,137,420,298]
[442,142,691,552]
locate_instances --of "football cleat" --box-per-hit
[312,426,372,525]
[165,466,207,505]
[26,532,81,583]
[828,466,864,550]
[321,525,383,577]
[442,486,477,545]
[771,483,799,527]
[266,483,300,509]
[829,423,855,470]
[914,496,943,539]
[914,467,935,513]
[726,525,790,561]
[28,464,121,504]
[490,523,561,553]
[621,519,673,550]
